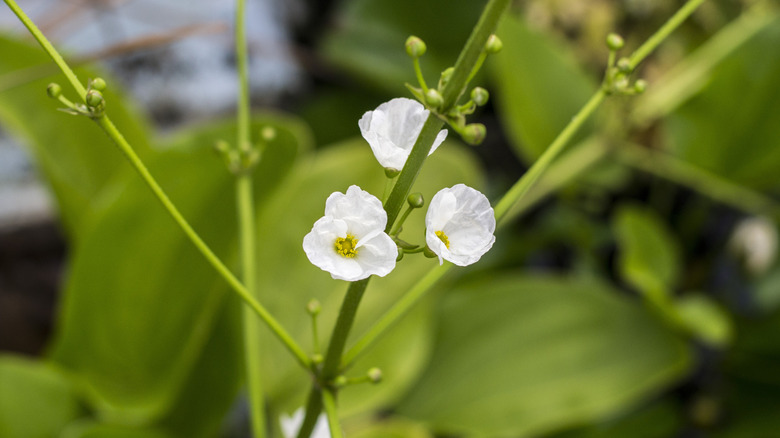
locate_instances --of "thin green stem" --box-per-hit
[465,51,488,85]
[321,279,370,379]
[413,58,429,94]
[389,204,414,236]
[3,0,311,370]
[295,387,323,438]
[322,390,344,438]
[617,143,780,219]
[628,0,707,69]
[494,89,607,223]
[235,0,265,435]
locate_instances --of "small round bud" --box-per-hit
[405,36,427,58]
[633,79,648,94]
[425,89,443,108]
[46,83,62,99]
[333,375,348,387]
[407,192,424,209]
[85,90,104,108]
[439,67,454,88]
[385,167,401,179]
[462,123,486,145]
[471,87,489,106]
[617,58,632,73]
[90,77,107,92]
[306,299,321,316]
[606,33,624,51]
[214,140,230,153]
[367,367,383,383]
[312,353,324,364]
[261,126,276,141]
[485,35,503,54]
[614,77,630,91]
[423,246,437,258]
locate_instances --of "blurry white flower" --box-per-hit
[425,184,496,266]
[730,216,778,275]
[280,408,330,438]
[303,185,397,281]
[359,97,448,171]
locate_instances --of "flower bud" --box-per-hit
[462,123,486,145]
[407,192,425,209]
[214,140,230,153]
[405,36,427,58]
[367,367,383,383]
[606,33,624,51]
[46,83,62,99]
[633,79,648,94]
[90,77,107,91]
[425,89,443,108]
[85,90,105,110]
[312,353,324,364]
[333,375,348,387]
[439,67,454,88]
[384,167,401,179]
[617,58,632,73]
[485,35,503,54]
[261,126,276,141]
[306,299,321,316]
[471,87,489,106]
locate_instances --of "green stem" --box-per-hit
[322,390,344,438]
[389,203,414,236]
[628,0,707,69]
[413,58,429,94]
[295,387,323,438]
[234,0,265,435]
[321,279,370,379]
[617,143,780,219]
[3,0,311,370]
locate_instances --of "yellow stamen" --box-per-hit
[435,230,450,249]
[335,234,359,258]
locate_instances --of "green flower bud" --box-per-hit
[462,123,486,145]
[385,167,401,179]
[367,367,383,383]
[85,90,104,109]
[425,88,443,108]
[312,353,324,364]
[634,79,648,94]
[214,140,230,153]
[90,77,107,92]
[606,33,624,51]
[439,67,454,88]
[333,375,348,387]
[471,87,489,106]
[617,58,632,73]
[46,83,62,99]
[261,126,276,141]
[405,36,427,58]
[407,192,425,209]
[485,34,503,54]
[306,299,321,316]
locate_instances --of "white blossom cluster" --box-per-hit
[303,98,495,281]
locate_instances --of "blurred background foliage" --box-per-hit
[1,0,780,437]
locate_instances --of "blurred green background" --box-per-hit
[1,0,780,437]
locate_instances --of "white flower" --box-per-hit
[280,408,330,438]
[303,185,397,281]
[730,216,778,275]
[425,184,496,266]
[359,97,448,171]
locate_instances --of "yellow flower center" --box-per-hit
[334,234,359,258]
[435,230,450,249]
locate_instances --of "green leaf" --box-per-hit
[550,399,683,438]
[664,18,780,191]
[674,294,733,347]
[0,355,83,438]
[0,34,152,237]
[252,138,484,416]
[61,420,170,438]
[396,274,692,437]
[48,115,310,423]
[613,204,682,302]
[320,0,484,94]
[491,14,597,162]
[350,418,433,438]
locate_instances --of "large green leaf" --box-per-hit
[663,18,780,191]
[320,0,484,94]
[396,274,692,437]
[48,116,310,423]
[613,204,682,301]
[0,34,151,237]
[0,355,83,438]
[491,14,597,162]
[252,138,484,416]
